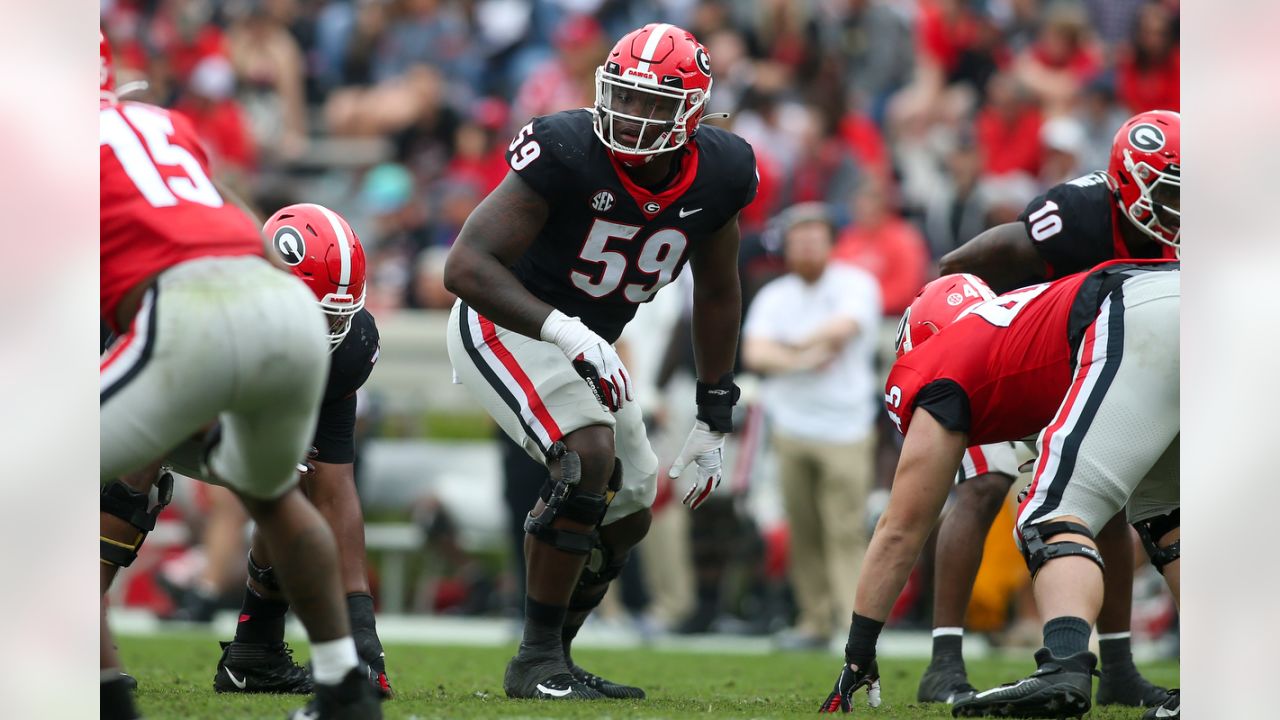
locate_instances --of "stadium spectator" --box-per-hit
[174,54,257,186]
[832,177,931,317]
[226,1,309,161]
[1115,0,1180,113]
[743,203,882,650]
[1012,0,1102,116]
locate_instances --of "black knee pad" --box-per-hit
[247,551,281,593]
[1019,520,1105,578]
[100,471,174,568]
[526,448,609,555]
[1133,509,1180,574]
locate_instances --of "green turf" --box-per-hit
[119,632,1177,719]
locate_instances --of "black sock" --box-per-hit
[932,630,964,664]
[522,596,567,652]
[233,586,289,645]
[1043,616,1092,658]
[347,593,383,661]
[1098,633,1137,673]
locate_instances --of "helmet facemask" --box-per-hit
[593,67,708,160]
[320,291,364,353]
[1122,150,1180,254]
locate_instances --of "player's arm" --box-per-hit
[938,222,1048,293]
[688,212,743,385]
[443,171,553,338]
[742,336,834,375]
[854,407,966,621]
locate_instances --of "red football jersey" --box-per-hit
[883,260,1176,444]
[100,101,263,330]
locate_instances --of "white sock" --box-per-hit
[310,636,359,686]
[932,627,964,637]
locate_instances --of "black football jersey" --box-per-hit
[312,308,379,464]
[1019,171,1167,280]
[506,109,758,343]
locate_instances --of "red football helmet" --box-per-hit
[895,274,996,358]
[594,23,713,166]
[100,30,115,102]
[1108,110,1180,254]
[263,203,368,352]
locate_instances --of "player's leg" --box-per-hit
[102,596,141,720]
[446,300,615,699]
[1094,511,1170,707]
[956,271,1180,718]
[918,450,1013,703]
[208,258,380,716]
[560,397,659,698]
[816,432,875,643]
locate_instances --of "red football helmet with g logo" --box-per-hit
[100,30,115,102]
[594,23,713,166]
[263,203,367,352]
[895,274,996,358]
[1108,110,1180,254]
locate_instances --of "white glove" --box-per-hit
[670,420,726,509]
[541,309,632,412]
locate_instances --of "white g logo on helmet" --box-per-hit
[273,226,306,266]
[1129,123,1166,152]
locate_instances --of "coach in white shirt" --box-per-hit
[743,203,882,648]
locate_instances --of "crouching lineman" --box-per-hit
[210,204,391,697]
[444,23,756,699]
[918,109,1181,709]
[100,35,381,720]
[817,261,1180,719]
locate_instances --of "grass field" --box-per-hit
[120,632,1177,719]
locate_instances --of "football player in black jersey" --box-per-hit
[210,204,391,699]
[444,23,756,700]
[900,111,1179,715]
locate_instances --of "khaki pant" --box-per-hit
[775,430,875,638]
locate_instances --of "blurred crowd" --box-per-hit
[102,0,1178,646]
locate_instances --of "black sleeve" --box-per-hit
[736,139,759,211]
[505,113,577,202]
[915,379,971,433]
[312,394,358,464]
[1019,172,1117,279]
[313,310,378,463]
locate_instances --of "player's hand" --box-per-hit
[541,310,632,411]
[670,420,726,509]
[818,660,882,713]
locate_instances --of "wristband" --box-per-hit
[695,373,740,433]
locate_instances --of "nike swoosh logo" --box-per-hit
[973,678,1033,699]
[536,683,573,697]
[678,207,702,218]
[1155,707,1179,718]
[225,668,247,690]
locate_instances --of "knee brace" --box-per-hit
[100,470,175,568]
[246,551,281,593]
[524,445,621,556]
[1133,509,1180,574]
[1019,520,1105,578]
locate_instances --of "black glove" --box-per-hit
[818,659,881,713]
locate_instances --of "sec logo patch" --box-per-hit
[590,190,615,212]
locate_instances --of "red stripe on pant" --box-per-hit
[967,446,990,476]
[100,325,138,372]
[477,315,563,443]
[1018,317,1102,519]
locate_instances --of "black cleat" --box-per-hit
[503,647,604,700]
[1096,668,1170,707]
[214,640,313,694]
[102,672,142,720]
[918,659,977,704]
[286,664,382,720]
[952,648,1097,718]
[569,662,646,699]
[1141,689,1179,719]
